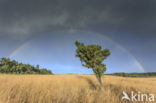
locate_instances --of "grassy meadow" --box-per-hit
[0,74,156,103]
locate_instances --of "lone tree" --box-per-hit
[75,41,110,87]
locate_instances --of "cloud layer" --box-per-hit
[0,0,156,39]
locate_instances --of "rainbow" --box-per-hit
[8,40,31,58]
[111,41,146,73]
[8,31,146,73]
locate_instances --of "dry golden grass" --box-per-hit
[0,74,155,103]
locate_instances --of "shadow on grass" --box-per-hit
[76,76,138,92]
[76,76,97,90]
[76,76,121,91]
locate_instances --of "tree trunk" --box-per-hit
[96,75,103,88]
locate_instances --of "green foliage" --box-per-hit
[108,72,156,77]
[75,41,110,86]
[0,57,53,74]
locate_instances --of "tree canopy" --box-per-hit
[0,57,52,74]
[75,41,110,86]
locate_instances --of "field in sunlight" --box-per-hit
[0,74,155,103]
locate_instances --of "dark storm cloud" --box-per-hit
[0,0,156,39]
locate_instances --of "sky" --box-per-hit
[0,0,156,74]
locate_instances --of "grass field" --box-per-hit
[0,74,155,103]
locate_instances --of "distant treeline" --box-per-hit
[107,72,156,77]
[0,58,52,74]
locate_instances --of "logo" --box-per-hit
[121,91,155,102]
